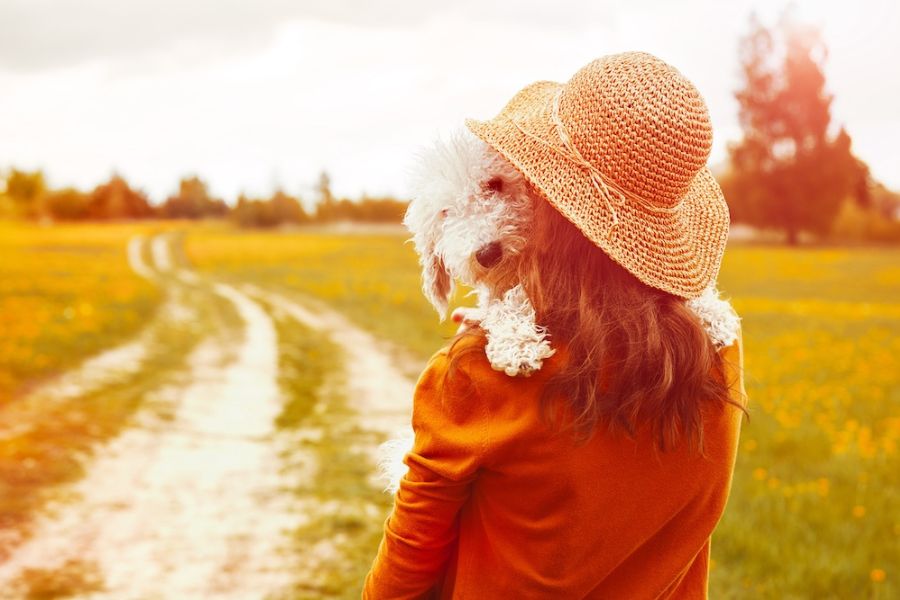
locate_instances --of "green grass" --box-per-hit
[711,248,900,597]
[719,246,900,304]
[185,224,471,363]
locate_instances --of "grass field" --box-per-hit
[184,223,469,364]
[0,222,162,402]
[1,221,897,597]
[188,227,900,599]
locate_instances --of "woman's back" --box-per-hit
[364,328,745,599]
[366,50,746,599]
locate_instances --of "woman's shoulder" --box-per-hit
[425,332,495,396]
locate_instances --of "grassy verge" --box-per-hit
[708,246,900,597]
[0,222,162,402]
[262,299,393,599]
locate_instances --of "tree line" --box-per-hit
[0,170,407,228]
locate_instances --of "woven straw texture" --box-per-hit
[465,51,730,299]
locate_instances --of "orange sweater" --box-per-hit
[363,327,746,599]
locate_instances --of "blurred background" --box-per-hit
[1,0,898,598]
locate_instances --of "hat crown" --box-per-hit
[559,51,713,207]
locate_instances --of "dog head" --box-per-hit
[404,128,534,321]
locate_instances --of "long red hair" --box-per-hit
[449,194,744,453]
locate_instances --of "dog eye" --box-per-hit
[485,177,504,193]
[440,208,449,218]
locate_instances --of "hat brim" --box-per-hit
[465,81,730,299]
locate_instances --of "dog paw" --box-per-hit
[482,285,555,377]
[687,286,741,349]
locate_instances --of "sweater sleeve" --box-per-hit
[363,345,490,599]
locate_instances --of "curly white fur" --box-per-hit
[376,430,416,494]
[404,128,560,377]
[405,129,532,319]
[687,285,742,349]
[480,284,556,376]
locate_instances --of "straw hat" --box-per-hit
[465,51,730,299]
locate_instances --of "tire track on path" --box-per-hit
[250,287,415,445]
[243,286,417,592]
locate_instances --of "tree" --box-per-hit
[45,187,91,221]
[231,189,311,229]
[161,176,228,219]
[4,169,46,218]
[725,11,866,244]
[356,194,409,222]
[314,170,339,222]
[87,174,154,220]
[269,190,309,225]
[870,182,900,220]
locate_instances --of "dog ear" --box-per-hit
[423,251,455,321]
[686,285,741,349]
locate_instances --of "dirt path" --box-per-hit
[0,235,299,599]
[243,287,416,587]
[0,232,422,598]
[250,287,415,443]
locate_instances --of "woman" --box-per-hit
[364,51,748,599]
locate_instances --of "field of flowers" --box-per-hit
[1,222,896,597]
[189,227,900,598]
[0,222,161,402]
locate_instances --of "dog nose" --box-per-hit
[475,241,503,268]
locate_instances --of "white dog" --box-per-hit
[404,128,740,375]
[378,128,741,492]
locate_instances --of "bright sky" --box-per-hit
[1,0,898,205]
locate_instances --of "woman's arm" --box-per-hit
[363,346,490,599]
